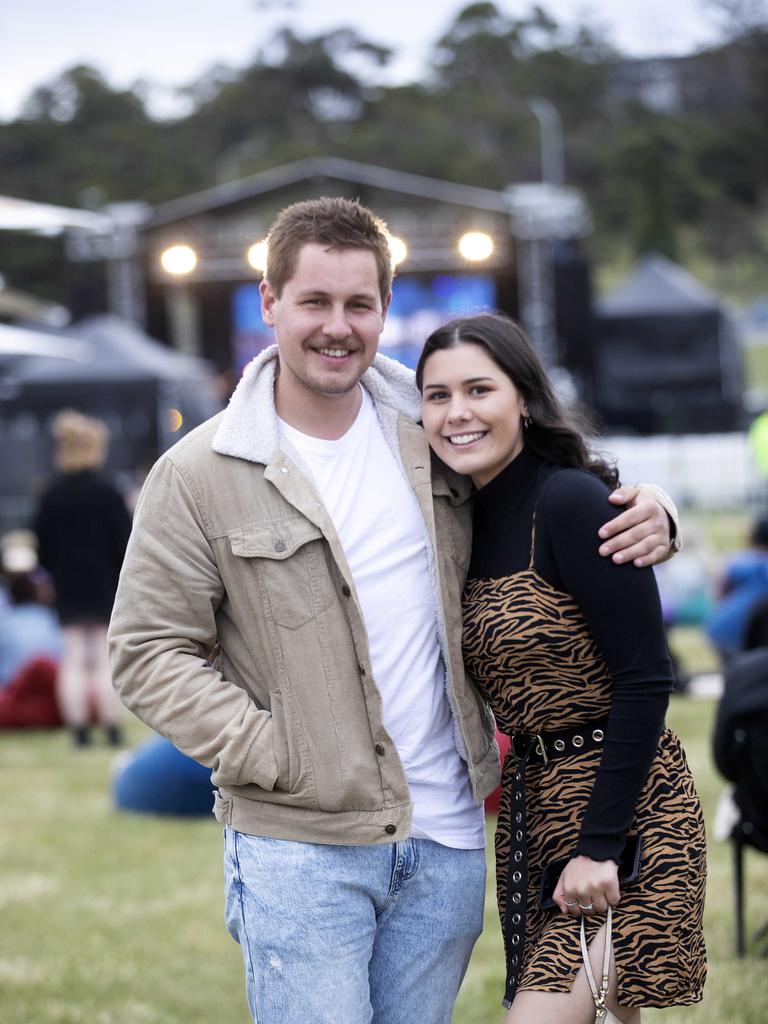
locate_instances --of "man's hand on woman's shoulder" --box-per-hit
[599,484,678,568]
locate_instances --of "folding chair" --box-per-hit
[713,649,768,956]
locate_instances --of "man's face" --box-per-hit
[260,243,390,416]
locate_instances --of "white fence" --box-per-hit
[599,433,765,509]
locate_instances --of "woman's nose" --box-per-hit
[446,397,472,421]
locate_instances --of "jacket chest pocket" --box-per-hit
[228,518,331,629]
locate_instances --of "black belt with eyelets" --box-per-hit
[501,717,609,1009]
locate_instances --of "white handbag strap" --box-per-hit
[580,905,612,1010]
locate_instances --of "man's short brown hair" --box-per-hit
[264,197,394,302]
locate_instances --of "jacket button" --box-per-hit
[342,583,351,597]
[375,743,385,755]
[385,824,396,835]
[273,539,286,552]
[358,664,366,676]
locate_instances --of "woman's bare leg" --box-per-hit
[86,623,123,727]
[503,923,641,1024]
[58,625,89,726]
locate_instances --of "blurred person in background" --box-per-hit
[705,514,768,665]
[0,531,62,728]
[654,525,714,692]
[0,531,61,690]
[33,411,132,746]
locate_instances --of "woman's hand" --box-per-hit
[553,855,620,916]
[599,485,672,567]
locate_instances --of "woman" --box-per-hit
[416,314,706,1023]
[34,410,132,746]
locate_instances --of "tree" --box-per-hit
[0,67,196,205]
[427,3,615,186]
[178,26,391,181]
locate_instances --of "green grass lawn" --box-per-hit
[2,698,767,1023]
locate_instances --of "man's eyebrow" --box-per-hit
[423,376,494,389]
[294,288,377,300]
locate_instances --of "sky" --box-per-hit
[0,0,732,121]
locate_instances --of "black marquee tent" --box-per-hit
[0,315,222,531]
[593,254,743,434]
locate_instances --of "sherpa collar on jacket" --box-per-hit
[212,344,423,466]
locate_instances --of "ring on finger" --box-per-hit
[564,898,578,909]
[578,901,594,912]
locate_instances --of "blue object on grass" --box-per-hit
[113,735,214,816]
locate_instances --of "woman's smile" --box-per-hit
[445,430,488,447]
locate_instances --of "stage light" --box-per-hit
[458,232,494,262]
[160,245,197,275]
[388,235,408,267]
[168,408,184,432]
[247,240,268,273]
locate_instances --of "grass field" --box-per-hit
[2,696,768,1023]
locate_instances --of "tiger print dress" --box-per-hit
[462,447,706,1008]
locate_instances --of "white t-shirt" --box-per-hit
[278,387,485,849]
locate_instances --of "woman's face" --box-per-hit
[421,342,527,488]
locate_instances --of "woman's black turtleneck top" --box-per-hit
[468,444,673,863]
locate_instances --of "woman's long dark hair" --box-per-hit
[416,312,619,489]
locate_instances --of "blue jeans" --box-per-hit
[223,828,486,1024]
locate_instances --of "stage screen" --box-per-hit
[230,274,496,372]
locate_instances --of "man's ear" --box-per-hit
[260,279,276,326]
[381,290,393,322]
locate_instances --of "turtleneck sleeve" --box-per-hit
[535,468,673,863]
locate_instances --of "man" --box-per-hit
[109,197,676,1024]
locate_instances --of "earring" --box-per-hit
[523,415,532,430]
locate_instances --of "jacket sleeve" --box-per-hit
[107,455,279,792]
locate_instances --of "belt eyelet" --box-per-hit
[554,739,566,752]
[512,871,522,882]
[512,893,522,904]
[572,734,584,748]
[592,728,605,741]
[511,935,520,946]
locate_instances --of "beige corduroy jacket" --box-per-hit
[108,346,501,845]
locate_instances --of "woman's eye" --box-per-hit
[425,390,448,401]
